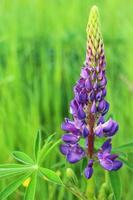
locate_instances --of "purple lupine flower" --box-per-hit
[60,143,85,163]
[60,6,123,179]
[98,139,123,171]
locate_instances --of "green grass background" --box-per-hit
[0,0,133,199]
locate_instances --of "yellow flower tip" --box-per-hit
[23,177,31,187]
[91,5,99,14]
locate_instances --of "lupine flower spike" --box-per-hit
[60,5,123,179]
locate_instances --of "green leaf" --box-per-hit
[80,158,87,174]
[0,164,25,168]
[0,165,33,179]
[113,142,133,152]
[39,139,61,164]
[40,167,63,185]
[12,151,34,165]
[109,171,122,200]
[119,153,133,170]
[33,130,42,161]
[44,132,56,144]
[24,172,37,200]
[119,156,133,171]
[0,171,33,200]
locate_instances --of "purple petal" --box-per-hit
[98,100,109,114]
[106,154,118,160]
[106,123,119,136]
[102,88,106,97]
[98,70,103,80]
[85,78,92,90]
[98,100,106,112]
[70,99,78,115]
[102,101,109,115]
[99,158,113,171]
[92,71,96,80]
[99,77,107,87]
[61,119,79,134]
[97,116,104,125]
[67,146,85,163]
[79,92,88,104]
[102,119,114,132]
[101,139,112,153]
[93,81,98,90]
[77,78,85,87]
[112,160,123,170]
[95,124,104,137]
[96,65,100,73]
[74,119,84,130]
[84,166,93,179]
[62,134,79,144]
[80,68,89,79]
[96,90,102,101]
[78,105,86,120]
[82,126,89,137]
[60,144,69,155]
[89,90,95,101]
[91,101,97,113]
[88,159,94,167]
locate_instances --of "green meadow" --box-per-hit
[0,0,133,199]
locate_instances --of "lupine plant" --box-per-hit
[60,5,123,180]
[0,5,133,200]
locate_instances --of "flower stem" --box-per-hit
[87,105,95,158]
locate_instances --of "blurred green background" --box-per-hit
[0,0,133,199]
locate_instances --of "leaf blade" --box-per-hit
[33,130,42,162]
[109,171,122,200]
[119,156,133,171]
[0,171,33,200]
[24,172,37,200]
[40,167,63,185]
[12,151,34,165]
[113,142,133,152]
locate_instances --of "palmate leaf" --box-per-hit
[109,171,122,200]
[33,130,42,162]
[12,151,34,165]
[24,172,37,200]
[0,171,33,200]
[39,167,63,185]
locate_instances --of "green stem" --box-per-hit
[86,176,95,200]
